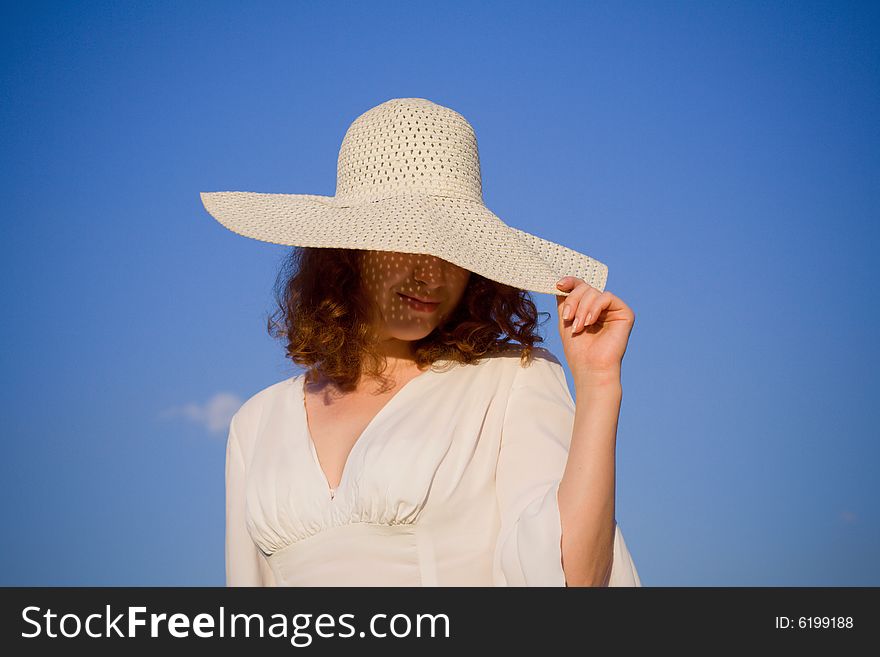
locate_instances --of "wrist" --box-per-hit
[573,367,622,391]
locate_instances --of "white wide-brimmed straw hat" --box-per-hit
[199,97,607,296]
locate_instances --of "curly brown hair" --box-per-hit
[266,247,551,392]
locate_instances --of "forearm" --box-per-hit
[557,369,622,587]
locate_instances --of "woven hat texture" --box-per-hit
[199,97,608,296]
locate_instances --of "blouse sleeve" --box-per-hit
[225,416,277,587]
[492,352,642,587]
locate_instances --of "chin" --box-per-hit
[390,325,437,341]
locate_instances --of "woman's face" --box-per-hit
[360,250,471,348]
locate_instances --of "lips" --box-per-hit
[398,293,441,304]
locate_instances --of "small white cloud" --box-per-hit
[160,392,243,435]
[839,510,857,524]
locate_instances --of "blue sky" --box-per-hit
[1,0,877,586]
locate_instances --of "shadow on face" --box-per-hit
[360,250,471,342]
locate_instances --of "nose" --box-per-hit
[412,256,446,287]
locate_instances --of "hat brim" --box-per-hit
[199,191,607,296]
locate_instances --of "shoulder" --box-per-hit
[520,346,564,368]
[508,346,570,396]
[478,345,563,370]
[508,346,565,376]
[459,345,566,380]
[464,345,567,394]
[229,374,299,439]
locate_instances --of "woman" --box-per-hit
[202,98,641,587]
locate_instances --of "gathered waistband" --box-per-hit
[266,522,438,587]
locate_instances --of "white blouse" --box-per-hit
[225,347,642,586]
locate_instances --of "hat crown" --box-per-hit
[334,98,484,204]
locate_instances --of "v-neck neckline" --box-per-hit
[299,364,441,501]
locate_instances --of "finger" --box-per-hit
[555,276,578,292]
[555,277,581,312]
[555,276,589,301]
[583,292,614,327]
[570,286,602,334]
[559,282,591,324]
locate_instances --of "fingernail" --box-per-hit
[562,305,571,320]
